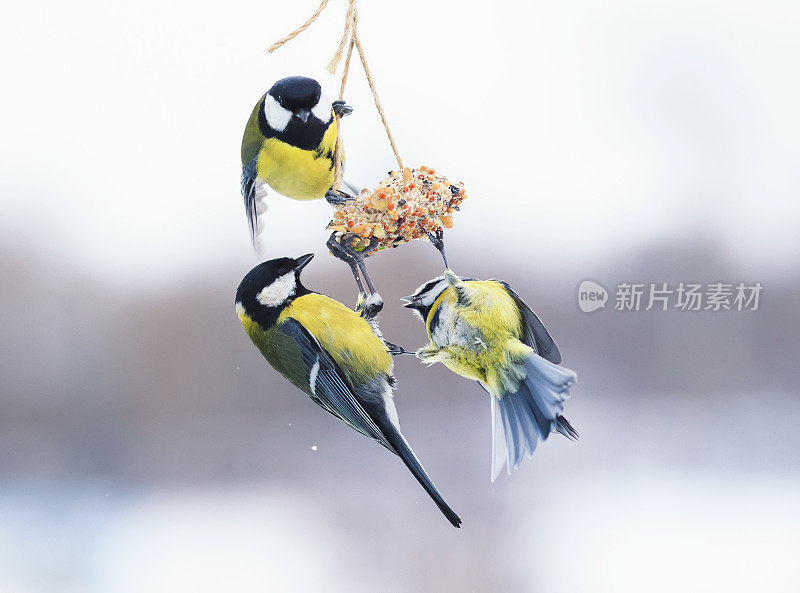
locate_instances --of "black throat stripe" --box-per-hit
[258,103,333,152]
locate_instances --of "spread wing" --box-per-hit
[498,282,562,364]
[241,157,265,247]
[277,317,392,450]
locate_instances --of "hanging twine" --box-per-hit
[267,0,404,192]
[266,0,330,54]
[326,0,357,75]
[331,33,355,191]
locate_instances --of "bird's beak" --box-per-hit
[401,295,419,308]
[295,253,314,271]
[294,108,311,123]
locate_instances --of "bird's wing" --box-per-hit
[277,317,392,449]
[279,319,462,528]
[241,157,266,247]
[498,282,562,364]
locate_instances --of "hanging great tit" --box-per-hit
[403,270,579,481]
[235,254,461,527]
[240,76,382,301]
[241,76,354,245]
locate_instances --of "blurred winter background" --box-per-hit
[1,0,799,591]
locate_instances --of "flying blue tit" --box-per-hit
[403,270,578,481]
[240,76,354,245]
[235,255,461,527]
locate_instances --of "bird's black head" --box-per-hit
[235,254,314,327]
[269,76,321,110]
[264,76,329,128]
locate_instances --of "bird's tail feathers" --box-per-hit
[556,415,580,441]
[381,423,462,528]
[245,186,269,257]
[490,354,577,481]
[342,179,364,197]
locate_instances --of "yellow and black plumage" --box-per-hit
[404,270,579,481]
[241,76,352,243]
[235,254,461,527]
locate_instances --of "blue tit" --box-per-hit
[235,254,461,527]
[403,270,578,481]
[240,76,354,244]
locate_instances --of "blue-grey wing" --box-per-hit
[277,318,392,449]
[498,282,562,364]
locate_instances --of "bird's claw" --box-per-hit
[385,341,413,356]
[425,228,449,269]
[332,100,353,118]
[325,189,354,205]
[326,233,378,264]
[327,233,380,296]
[425,228,445,252]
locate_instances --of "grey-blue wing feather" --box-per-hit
[241,157,259,246]
[498,282,562,364]
[277,318,391,449]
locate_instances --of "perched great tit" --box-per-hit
[235,254,461,527]
[403,270,579,481]
[241,76,354,244]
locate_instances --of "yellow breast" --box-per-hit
[279,293,392,382]
[425,281,531,393]
[428,281,522,341]
[256,121,338,201]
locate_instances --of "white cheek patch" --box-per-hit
[264,95,292,132]
[419,281,448,307]
[312,90,331,123]
[410,277,446,305]
[256,272,296,306]
[419,291,439,308]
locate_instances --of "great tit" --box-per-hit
[235,254,461,527]
[241,76,354,244]
[403,270,578,481]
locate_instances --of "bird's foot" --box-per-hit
[425,228,450,269]
[327,232,378,265]
[425,228,445,251]
[325,189,354,206]
[327,233,380,298]
[385,341,414,356]
[332,100,353,118]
